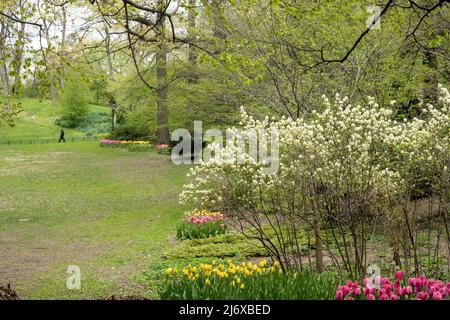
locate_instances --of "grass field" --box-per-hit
[0,99,280,299]
[0,141,190,299]
[0,98,109,143]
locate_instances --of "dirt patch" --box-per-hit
[105,295,149,300]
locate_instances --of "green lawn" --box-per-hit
[0,141,189,299]
[0,98,109,143]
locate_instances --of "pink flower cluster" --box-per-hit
[100,139,120,145]
[156,144,169,150]
[336,271,449,300]
[180,210,225,225]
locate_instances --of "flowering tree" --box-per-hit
[180,85,450,278]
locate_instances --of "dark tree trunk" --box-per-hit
[156,0,169,144]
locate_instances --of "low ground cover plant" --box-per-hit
[176,210,228,240]
[160,260,338,300]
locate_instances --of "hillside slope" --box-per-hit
[0,99,110,143]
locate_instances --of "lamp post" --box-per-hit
[110,98,117,131]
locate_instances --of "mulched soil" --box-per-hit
[0,284,19,300]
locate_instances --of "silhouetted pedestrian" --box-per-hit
[59,129,65,143]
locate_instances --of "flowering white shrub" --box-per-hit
[180,85,450,276]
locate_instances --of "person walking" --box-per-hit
[59,129,66,143]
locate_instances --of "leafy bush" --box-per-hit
[77,111,111,136]
[180,85,450,277]
[159,260,338,300]
[59,78,90,128]
[108,106,155,140]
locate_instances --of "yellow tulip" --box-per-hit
[240,283,245,289]
[165,268,173,276]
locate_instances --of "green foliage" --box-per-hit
[176,221,228,240]
[0,96,21,128]
[166,233,268,259]
[77,111,111,136]
[156,145,171,155]
[108,106,155,140]
[159,261,339,300]
[126,144,155,152]
[59,76,91,128]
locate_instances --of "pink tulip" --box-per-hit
[342,286,350,295]
[367,294,375,300]
[365,287,375,296]
[432,291,442,301]
[336,290,344,300]
[354,287,361,296]
[394,271,404,281]
[417,292,428,300]
[380,294,389,300]
[404,286,413,295]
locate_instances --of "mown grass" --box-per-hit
[0,98,109,142]
[0,141,189,299]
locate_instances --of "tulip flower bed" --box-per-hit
[176,210,228,240]
[156,143,171,155]
[159,260,337,300]
[335,271,450,300]
[99,139,153,151]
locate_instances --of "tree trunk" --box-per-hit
[423,49,437,105]
[59,6,67,88]
[156,0,169,144]
[12,21,26,94]
[0,22,10,96]
[43,18,56,105]
[314,217,325,273]
[104,23,114,77]
[187,0,198,84]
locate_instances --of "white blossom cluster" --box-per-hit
[180,85,450,213]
